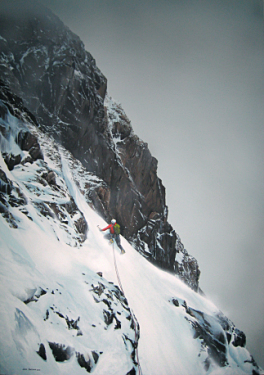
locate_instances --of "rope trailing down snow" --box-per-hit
[112,242,143,375]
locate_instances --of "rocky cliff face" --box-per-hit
[0,0,199,290]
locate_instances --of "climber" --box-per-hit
[99,219,125,254]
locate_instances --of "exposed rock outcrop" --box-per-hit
[0,88,88,244]
[170,298,257,372]
[22,273,139,373]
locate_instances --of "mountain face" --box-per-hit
[0,88,261,375]
[0,0,200,291]
[0,1,262,374]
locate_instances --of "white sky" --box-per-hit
[39,0,264,368]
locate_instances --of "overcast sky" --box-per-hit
[41,0,264,368]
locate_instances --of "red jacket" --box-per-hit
[101,223,115,234]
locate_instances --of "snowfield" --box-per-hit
[0,104,262,375]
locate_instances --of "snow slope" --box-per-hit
[0,104,262,375]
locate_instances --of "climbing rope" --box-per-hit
[112,241,125,295]
[112,242,143,375]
